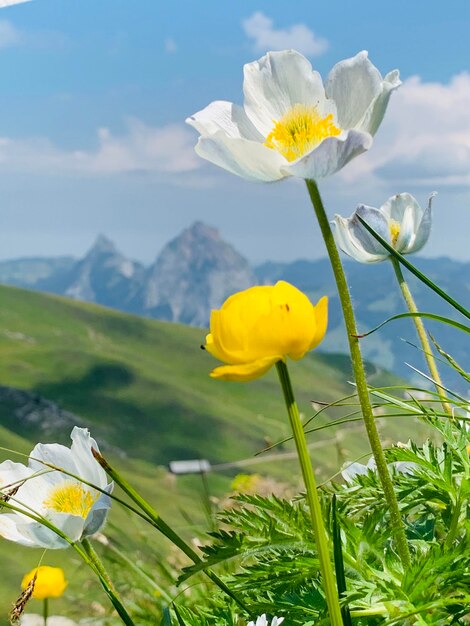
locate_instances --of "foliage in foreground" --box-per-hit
[97,402,469,626]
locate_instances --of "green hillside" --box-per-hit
[0,283,405,469]
[0,284,428,620]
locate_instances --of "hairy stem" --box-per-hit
[305,179,411,569]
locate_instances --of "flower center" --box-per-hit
[44,481,96,518]
[264,104,342,162]
[390,220,401,247]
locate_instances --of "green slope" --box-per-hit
[0,283,400,468]
[0,284,428,619]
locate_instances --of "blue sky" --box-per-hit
[0,0,470,263]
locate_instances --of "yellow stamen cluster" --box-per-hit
[44,481,96,518]
[264,104,341,162]
[390,220,401,247]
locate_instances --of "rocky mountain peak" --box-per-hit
[184,221,220,241]
[64,236,144,307]
[85,234,120,259]
[141,222,256,325]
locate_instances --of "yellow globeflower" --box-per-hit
[205,281,327,381]
[21,566,68,600]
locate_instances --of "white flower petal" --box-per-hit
[0,460,49,515]
[0,459,32,490]
[21,615,78,626]
[333,211,389,263]
[353,205,391,252]
[185,100,262,141]
[341,461,370,483]
[83,483,113,536]
[26,512,84,548]
[70,426,108,488]
[358,69,401,136]
[333,215,385,263]
[326,51,382,130]
[412,202,432,253]
[282,129,372,179]
[243,50,326,136]
[29,442,77,480]
[13,474,52,516]
[0,514,37,546]
[396,205,416,253]
[393,461,419,474]
[382,193,421,225]
[195,132,286,182]
[0,511,76,549]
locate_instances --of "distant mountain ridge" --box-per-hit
[0,223,468,384]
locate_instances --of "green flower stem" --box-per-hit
[91,448,248,612]
[43,598,48,626]
[305,179,411,569]
[81,538,117,592]
[79,539,135,626]
[391,257,452,415]
[276,360,343,626]
[75,544,135,626]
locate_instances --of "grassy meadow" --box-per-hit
[0,284,431,620]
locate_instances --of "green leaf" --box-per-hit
[173,605,190,626]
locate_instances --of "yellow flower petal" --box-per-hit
[21,566,67,600]
[308,296,328,351]
[210,356,281,382]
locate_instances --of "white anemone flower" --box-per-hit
[0,427,112,549]
[247,615,284,626]
[333,192,434,263]
[342,458,418,483]
[186,49,400,182]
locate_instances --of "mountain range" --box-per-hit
[0,222,468,385]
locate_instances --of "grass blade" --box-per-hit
[331,495,352,626]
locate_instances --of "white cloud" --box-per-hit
[1,74,469,196]
[0,119,202,177]
[0,0,31,7]
[0,19,21,47]
[338,73,470,189]
[242,11,328,57]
